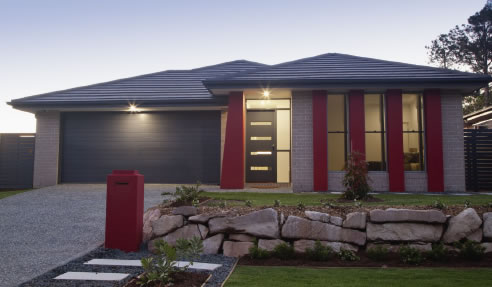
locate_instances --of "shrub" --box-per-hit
[339,249,360,261]
[399,245,425,265]
[138,237,202,286]
[218,201,227,208]
[169,183,203,204]
[245,200,253,207]
[297,201,305,211]
[366,245,389,261]
[455,239,485,261]
[272,243,296,260]
[426,242,449,262]
[342,152,371,200]
[249,245,271,260]
[305,241,334,261]
[431,200,447,210]
[464,200,471,208]
[274,199,281,207]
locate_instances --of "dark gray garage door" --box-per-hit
[61,111,221,183]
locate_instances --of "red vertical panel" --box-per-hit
[220,92,245,189]
[386,90,405,192]
[424,89,444,192]
[349,90,366,158]
[312,90,328,191]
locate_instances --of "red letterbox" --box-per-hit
[105,170,144,252]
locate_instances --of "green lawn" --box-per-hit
[202,191,492,207]
[0,189,31,200]
[225,266,492,287]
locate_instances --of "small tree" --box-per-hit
[342,152,371,200]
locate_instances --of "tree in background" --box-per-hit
[426,1,492,114]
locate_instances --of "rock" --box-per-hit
[147,238,159,254]
[209,208,279,238]
[367,223,443,242]
[142,208,161,241]
[280,213,286,226]
[467,229,483,242]
[483,212,492,240]
[198,224,209,239]
[172,206,197,217]
[305,211,330,223]
[366,243,432,252]
[151,215,184,237]
[281,216,366,246]
[229,234,256,242]
[203,234,224,254]
[482,243,492,253]
[343,212,367,230]
[188,214,212,224]
[369,208,446,224]
[292,240,358,253]
[163,224,202,246]
[330,216,343,226]
[325,242,359,253]
[223,241,254,257]
[293,240,316,253]
[442,208,482,243]
[258,239,286,252]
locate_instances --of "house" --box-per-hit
[464,106,492,129]
[9,53,492,192]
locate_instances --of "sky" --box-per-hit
[0,0,487,133]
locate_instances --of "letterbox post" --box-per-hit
[105,170,144,252]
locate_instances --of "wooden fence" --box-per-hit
[464,129,492,192]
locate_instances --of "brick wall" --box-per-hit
[441,92,466,192]
[292,91,313,192]
[33,111,60,188]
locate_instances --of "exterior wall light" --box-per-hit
[263,90,271,98]
[128,104,139,112]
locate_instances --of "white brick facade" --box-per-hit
[291,91,313,191]
[33,111,60,188]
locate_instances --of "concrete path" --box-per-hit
[0,184,175,287]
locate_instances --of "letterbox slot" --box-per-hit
[116,182,129,185]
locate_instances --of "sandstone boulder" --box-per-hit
[142,208,161,241]
[223,241,254,257]
[292,239,358,253]
[229,234,256,242]
[366,243,432,252]
[367,222,443,242]
[369,208,446,224]
[325,242,359,253]
[163,224,202,246]
[151,215,184,237]
[305,211,330,223]
[198,224,209,239]
[483,212,492,240]
[208,208,279,238]
[188,214,212,224]
[467,228,483,242]
[343,212,367,230]
[172,206,197,217]
[482,243,492,253]
[203,234,224,254]
[442,208,482,243]
[258,239,287,252]
[330,216,343,226]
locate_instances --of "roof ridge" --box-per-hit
[191,59,267,72]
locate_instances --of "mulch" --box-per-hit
[124,272,210,287]
[238,252,492,268]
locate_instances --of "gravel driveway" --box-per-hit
[0,184,177,287]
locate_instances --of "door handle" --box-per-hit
[272,144,275,151]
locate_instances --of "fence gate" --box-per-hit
[0,133,35,189]
[464,129,492,192]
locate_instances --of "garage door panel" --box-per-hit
[61,111,221,183]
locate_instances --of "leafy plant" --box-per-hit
[354,199,362,208]
[339,249,360,261]
[323,201,337,209]
[297,201,305,211]
[272,243,296,260]
[274,199,281,207]
[245,200,253,207]
[432,200,447,210]
[305,241,334,261]
[249,245,271,260]
[426,242,449,262]
[366,245,389,261]
[399,245,425,265]
[342,152,371,200]
[171,182,204,204]
[192,199,200,207]
[138,237,202,286]
[464,200,471,208]
[218,201,227,208]
[455,239,486,261]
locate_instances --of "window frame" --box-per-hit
[402,93,426,172]
[327,94,348,172]
[364,93,387,171]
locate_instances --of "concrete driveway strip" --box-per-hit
[0,184,177,287]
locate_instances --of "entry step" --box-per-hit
[84,258,222,270]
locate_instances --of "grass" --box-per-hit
[0,189,31,200]
[225,266,492,287]
[202,191,492,207]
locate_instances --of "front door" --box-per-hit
[246,111,276,182]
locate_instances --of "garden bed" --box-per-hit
[124,272,210,287]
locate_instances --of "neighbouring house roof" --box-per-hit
[463,105,492,127]
[9,60,267,110]
[204,53,492,90]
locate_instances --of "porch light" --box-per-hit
[128,104,139,112]
[262,90,271,98]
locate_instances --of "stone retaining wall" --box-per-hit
[143,207,492,257]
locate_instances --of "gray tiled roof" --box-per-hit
[10,60,267,107]
[204,53,491,85]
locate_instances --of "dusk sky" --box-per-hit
[0,0,487,132]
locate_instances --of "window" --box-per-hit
[327,95,347,171]
[402,94,425,171]
[364,94,386,171]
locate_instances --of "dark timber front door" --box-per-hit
[246,110,276,182]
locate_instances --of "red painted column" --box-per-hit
[348,90,366,158]
[424,89,444,192]
[312,90,328,191]
[386,90,405,192]
[220,91,245,189]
